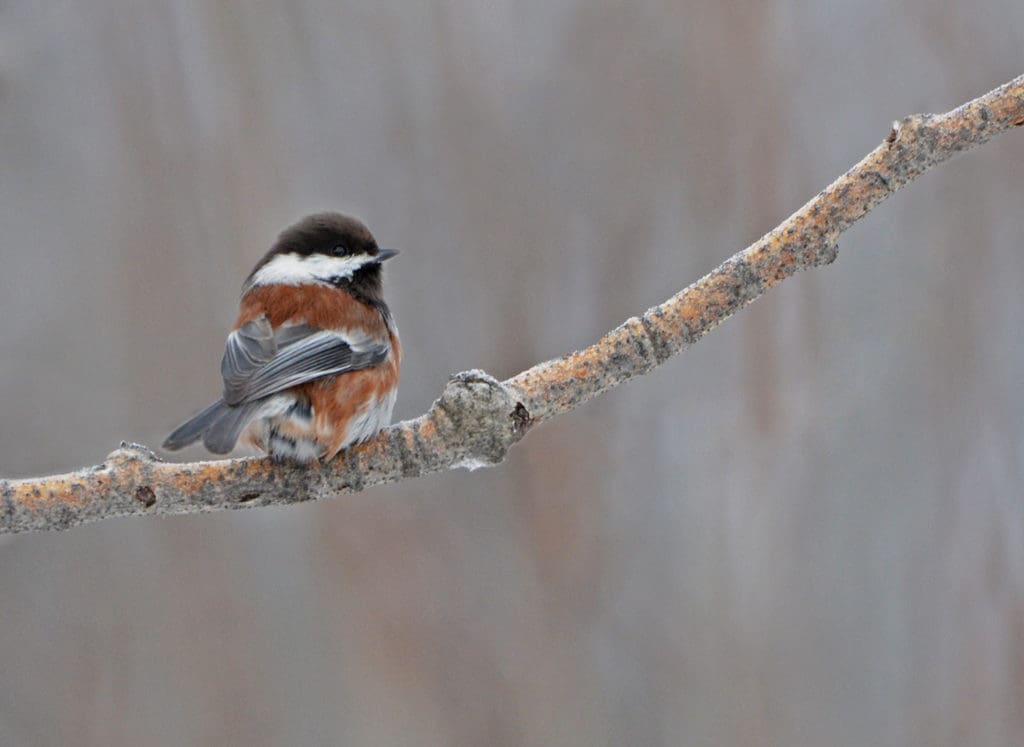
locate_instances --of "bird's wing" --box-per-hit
[220,317,388,406]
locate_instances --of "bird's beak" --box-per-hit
[375,248,400,262]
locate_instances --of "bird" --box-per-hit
[163,212,401,463]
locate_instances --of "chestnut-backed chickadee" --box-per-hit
[163,212,401,463]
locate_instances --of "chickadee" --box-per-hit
[163,212,401,463]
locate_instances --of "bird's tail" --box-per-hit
[203,400,263,454]
[162,399,261,454]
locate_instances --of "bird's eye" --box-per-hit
[332,245,348,256]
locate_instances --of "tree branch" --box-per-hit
[4,74,1023,534]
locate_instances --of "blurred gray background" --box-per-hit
[1,2,1022,745]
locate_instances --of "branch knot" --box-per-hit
[433,369,531,469]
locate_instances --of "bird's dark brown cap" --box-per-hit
[271,212,379,258]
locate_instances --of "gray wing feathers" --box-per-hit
[237,332,387,402]
[163,316,388,453]
[221,319,320,405]
[220,317,276,392]
[272,322,319,348]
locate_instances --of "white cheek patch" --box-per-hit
[248,252,376,287]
